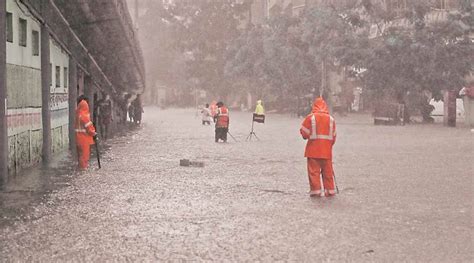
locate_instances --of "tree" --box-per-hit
[297,4,368,114]
[359,0,473,122]
[263,11,318,111]
[224,24,267,104]
[225,10,319,112]
[165,0,249,99]
[137,0,190,105]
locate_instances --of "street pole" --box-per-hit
[135,0,139,30]
[41,24,52,164]
[248,0,252,27]
[195,86,198,117]
[68,59,77,153]
[0,1,9,184]
[320,59,325,98]
[444,89,457,127]
[84,76,94,120]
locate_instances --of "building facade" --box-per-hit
[0,0,145,184]
[5,0,43,173]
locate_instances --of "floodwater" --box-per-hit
[0,153,76,228]
[0,107,472,261]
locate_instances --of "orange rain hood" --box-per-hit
[77,100,90,116]
[312,97,329,113]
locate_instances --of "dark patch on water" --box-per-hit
[260,189,292,195]
[0,153,77,228]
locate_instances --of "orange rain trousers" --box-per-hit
[77,143,91,170]
[307,158,336,196]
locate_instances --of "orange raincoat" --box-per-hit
[210,101,218,117]
[76,99,96,169]
[300,98,337,196]
[216,106,229,128]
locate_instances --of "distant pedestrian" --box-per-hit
[122,94,132,123]
[117,97,124,124]
[215,101,229,143]
[300,97,337,197]
[201,103,213,125]
[75,95,97,170]
[132,94,144,125]
[460,82,474,128]
[128,102,135,123]
[97,95,113,140]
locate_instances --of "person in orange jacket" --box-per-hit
[76,96,97,170]
[215,101,229,142]
[210,101,218,122]
[300,97,337,197]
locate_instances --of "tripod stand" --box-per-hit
[246,119,260,141]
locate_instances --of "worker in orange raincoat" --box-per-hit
[215,101,229,142]
[210,101,218,122]
[76,96,97,170]
[300,97,337,197]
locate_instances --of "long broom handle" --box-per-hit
[333,166,339,194]
[94,138,101,169]
[227,131,238,142]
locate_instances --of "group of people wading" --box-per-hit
[201,101,230,142]
[76,95,337,197]
[202,97,337,197]
[127,94,144,125]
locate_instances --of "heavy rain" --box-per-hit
[0,0,473,262]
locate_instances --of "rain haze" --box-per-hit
[0,0,473,261]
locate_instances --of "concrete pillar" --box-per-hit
[41,24,52,164]
[0,0,9,185]
[68,59,77,152]
[84,76,94,120]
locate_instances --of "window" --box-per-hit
[55,66,61,88]
[6,12,13,42]
[32,30,39,56]
[19,18,27,47]
[63,67,68,90]
[435,0,459,10]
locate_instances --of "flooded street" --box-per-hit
[0,107,472,261]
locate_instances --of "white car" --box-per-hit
[430,98,465,118]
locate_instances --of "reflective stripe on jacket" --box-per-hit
[216,107,229,128]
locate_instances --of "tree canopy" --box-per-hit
[164,0,249,99]
[141,0,473,114]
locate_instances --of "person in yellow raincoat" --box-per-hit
[255,100,265,115]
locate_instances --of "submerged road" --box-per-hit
[0,108,472,261]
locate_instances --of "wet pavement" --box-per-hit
[0,107,472,261]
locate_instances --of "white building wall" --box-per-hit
[5,0,71,170]
[6,0,41,69]
[50,40,69,94]
[49,40,70,153]
[5,0,44,172]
